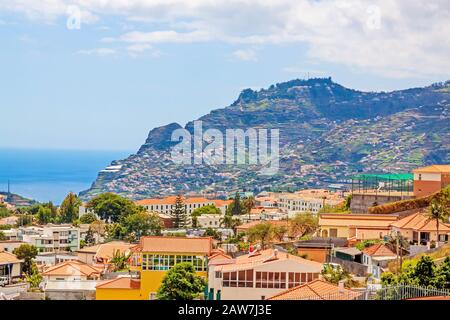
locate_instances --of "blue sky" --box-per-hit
[0,0,449,151]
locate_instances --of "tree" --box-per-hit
[321,264,351,285]
[105,223,127,241]
[110,249,132,271]
[157,262,207,300]
[220,212,240,229]
[427,194,450,247]
[272,225,288,242]
[242,196,255,215]
[434,256,450,289]
[289,212,319,239]
[25,263,43,290]
[0,205,11,218]
[84,227,96,246]
[203,227,222,240]
[87,193,141,223]
[13,244,38,275]
[0,231,6,241]
[247,222,274,249]
[80,212,98,224]
[122,212,162,239]
[15,214,34,227]
[59,192,82,223]
[227,192,244,216]
[413,256,436,287]
[36,206,52,224]
[171,195,187,229]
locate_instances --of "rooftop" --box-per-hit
[136,196,232,207]
[413,165,450,174]
[77,241,135,261]
[42,260,103,277]
[268,279,362,300]
[362,243,396,257]
[134,236,213,255]
[96,276,141,290]
[390,211,450,233]
[0,250,23,264]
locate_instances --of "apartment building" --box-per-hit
[20,225,80,253]
[275,189,344,216]
[136,196,232,215]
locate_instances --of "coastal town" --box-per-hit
[1,164,449,301]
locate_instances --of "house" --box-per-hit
[390,211,450,245]
[208,248,323,300]
[76,241,135,269]
[413,165,450,198]
[268,279,362,300]
[319,213,399,240]
[361,243,397,279]
[42,260,102,281]
[96,236,213,300]
[0,250,23,284]
[196,214,223,229]
[42,260,102,300]
[0,240,25,253]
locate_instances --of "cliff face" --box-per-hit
[80,78,450,200]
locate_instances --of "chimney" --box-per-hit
[338,280,345,293]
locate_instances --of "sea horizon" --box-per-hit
[0,148,132,204]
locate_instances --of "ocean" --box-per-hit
[0,149,131,204]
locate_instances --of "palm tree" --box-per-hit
[110,249,132,271]
[426,195,450,248]
[387,231,409,273]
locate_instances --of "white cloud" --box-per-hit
[1,0,449,78]
[232,49,257,62]
[76,47,116,56]
[126,43,161,57]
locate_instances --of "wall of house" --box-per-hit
[355,228,390,241]
[77,252,95,265]
[45,290,96,300]
[320,226,349,238]
[296,248,328,263]
[96,288,143,300]
[45,275,88,281]
[414,180,442,198]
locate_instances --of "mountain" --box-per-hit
[80,78,450,200]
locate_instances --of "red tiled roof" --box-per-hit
[96,277,141,290]
[362,243,396,257]
[268,279,362,300]
[136,236,213,255]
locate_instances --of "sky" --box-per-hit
[0,0,449,152]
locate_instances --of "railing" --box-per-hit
[294,285,450,300]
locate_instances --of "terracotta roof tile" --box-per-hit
[268,279,362,300]
[413,165,450,174]
[96,277,141,290]
[42,260,102,277]
[362,243,396,257]
[137,236,213,255]
[391,212,450,232]
[0,250,23,264]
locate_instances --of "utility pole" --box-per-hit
[396,231,400,275]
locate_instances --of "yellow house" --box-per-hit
[95,236,213,300]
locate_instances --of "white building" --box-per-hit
[208,248,323,300]
[274,189,344,216]
[136,196,232,215]
[16,225,81,253]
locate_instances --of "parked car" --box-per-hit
[0,276,9,287]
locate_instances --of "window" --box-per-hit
[330,229,338,237]
[223,269,254,288]
[256,271,285,289]
[142,254,206,271]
